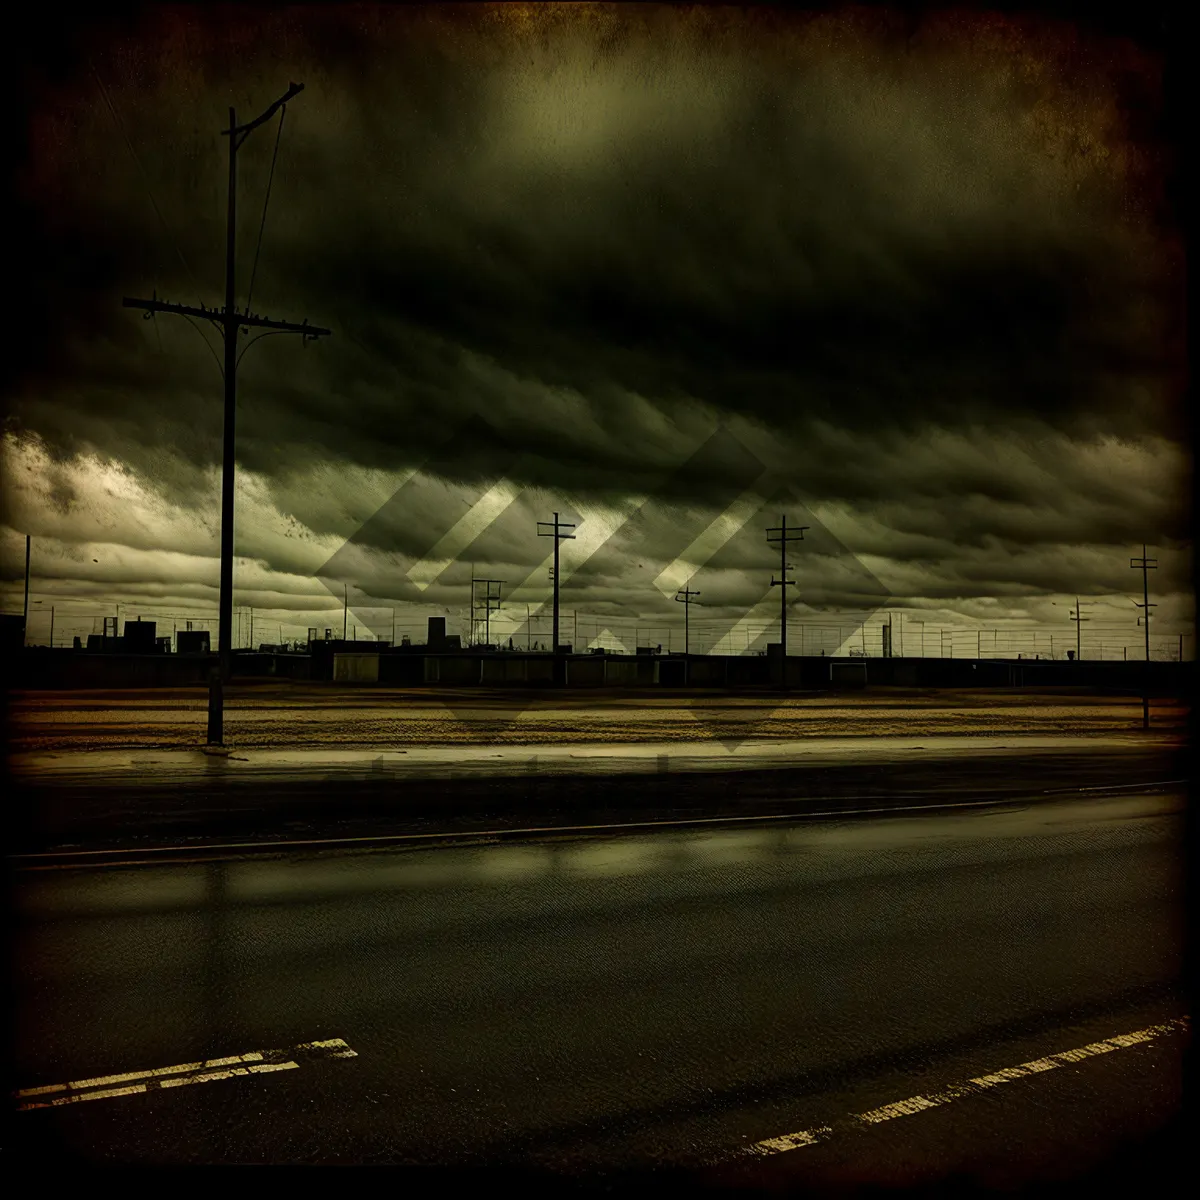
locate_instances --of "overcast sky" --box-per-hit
[5,4,1190,656]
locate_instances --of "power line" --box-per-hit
[1068,597,1090,661]
[766,514,808,687]
[674,583,700,684]
[91,64,225,375]
[470,576,505,647]
[1130,544,1158,730]
[536,512,576,682]
[90,64,200,292]
[246,103,286,316]
[122,82,330,746]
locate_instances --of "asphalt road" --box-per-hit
[8,787,1187,1186]
[10,732,1187,854]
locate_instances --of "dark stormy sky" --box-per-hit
[4,4,1190,656]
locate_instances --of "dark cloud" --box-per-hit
[3,4,1189,638]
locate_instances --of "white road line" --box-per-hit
[18,1050,268,1095]
[743,1017,1189,1158]
[11,783,1185,868]
[16,1038,356,1111]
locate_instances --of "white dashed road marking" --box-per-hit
[15,1037,357,1111]
[744,1017,1188,1157]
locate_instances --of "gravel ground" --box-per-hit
[5,685,1188,752]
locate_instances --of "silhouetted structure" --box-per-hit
[177,630,211,655]
[537,511,576,684]
[767,515,808,688]
[122,620,158,652]
[123,82,330,746]
[1131,545,1158,730]
[2,613,25,655]
[674,583,700,685]
[471,577,504,647]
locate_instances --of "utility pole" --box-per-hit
[767,515,808,688]
[1131,545,1158,729]
[537,512,576,684]
[1069,597,1089,661]
[22,534,30,646]
[49,605,54,649]
[343,585,348,641]
[675,583,700,686]
[471,578,504,647]
[123,83,329,747]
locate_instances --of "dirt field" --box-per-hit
[5,684,1188,752]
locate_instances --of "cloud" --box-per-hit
[5,5,1187,641]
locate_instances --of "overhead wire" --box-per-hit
[90,62,223,374]
[245,104,286,317]
[90,63,200,292]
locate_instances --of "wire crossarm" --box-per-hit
[121,80,327,746]
[224,82,304,148]
[122,295,331,341]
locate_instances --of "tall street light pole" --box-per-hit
[124,84,330,745]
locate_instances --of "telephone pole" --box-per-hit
[1069,597,1089,661]
[537,512,576,683]
[674,583,700,686]
[22,534,30,646]
[471,577,505,647]
[123,83,330,747]
[1130,545,1158,730]
[767,515,808,688]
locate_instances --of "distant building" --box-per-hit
[1,614,25,654]
[123,619,157,652]
[427,616,447,648]
[86,633,124,653]
[177,630,211,655]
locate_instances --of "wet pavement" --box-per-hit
[8,789,1187,1180]
[9,731,1186,856]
